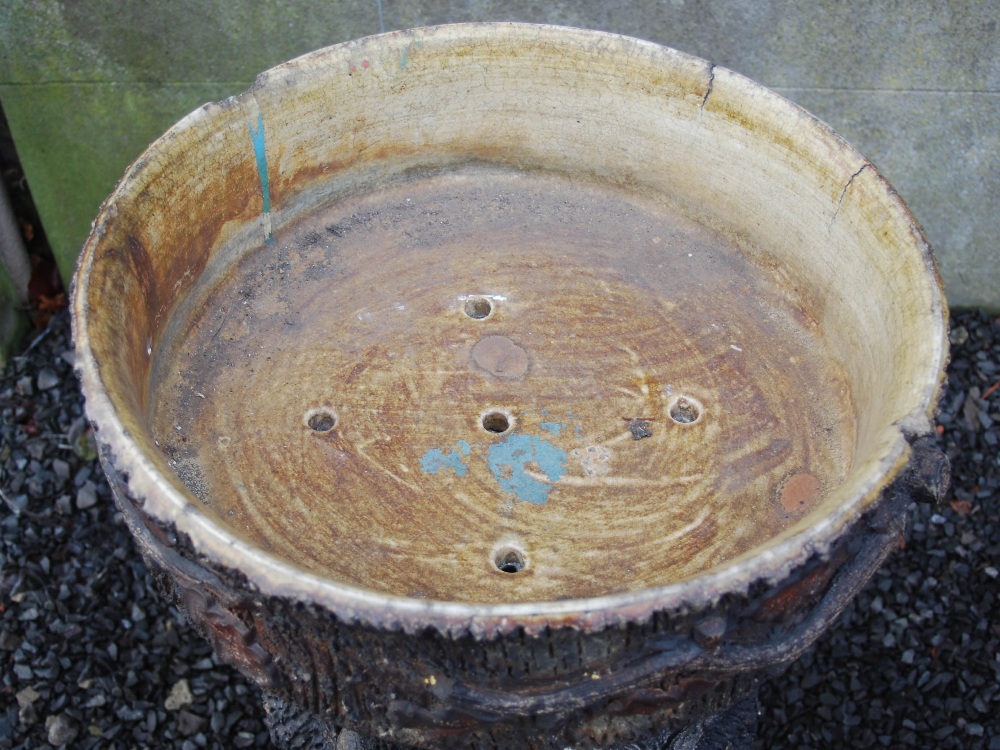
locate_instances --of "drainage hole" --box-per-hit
[464,297,493,319]
[306,409,337,432]
[494,546,527,574]
[481,410,511,433]
[669,397,701,424]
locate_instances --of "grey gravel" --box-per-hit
[35,370,58,392]
[74,480,98,510]
[758,309,1000,749]
[45,713,77,746]
[1,313,270,750]
[1,309,998,750]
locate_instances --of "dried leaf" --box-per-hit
[950,499,973,516]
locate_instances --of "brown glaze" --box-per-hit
[149,167,854,603]
[73,24,948,634]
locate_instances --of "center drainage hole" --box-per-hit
[669,397,701,424]
[306,409,337,432]
[464,297,493,319]
[481,411,511,434]
[494,546,527,574]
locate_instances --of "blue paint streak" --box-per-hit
[456,440,471,455]
[420,447,468,477]
[401,41,422,69]
[487,434,568,505]
[248,113,274,243]
[540,421,566,436]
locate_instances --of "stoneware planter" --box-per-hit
[72,23,948,750]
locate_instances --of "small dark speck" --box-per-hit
[627,418,653,440]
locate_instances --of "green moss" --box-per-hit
[0,0,377,283]
[0,82,249,282]
[1,0,375,85]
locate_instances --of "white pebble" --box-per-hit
[164,678,193,711]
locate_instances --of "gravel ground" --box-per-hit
[1,309,998,749]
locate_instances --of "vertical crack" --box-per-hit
[830,163,871,226]
[700,64,716,115]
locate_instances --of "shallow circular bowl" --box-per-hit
[73,23,947,748]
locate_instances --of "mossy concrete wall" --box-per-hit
[1,1,996,307]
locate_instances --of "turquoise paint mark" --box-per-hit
[487,433,568,505]
[420,445,469,477]
[401,41,422,69]
[540,421,566,436]
[248,113,274,243]
[248,114,270,213]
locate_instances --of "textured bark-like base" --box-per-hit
[106,437,947,750]
[262,689,759,750]
[665,693,758,750]
[262,689,339,749]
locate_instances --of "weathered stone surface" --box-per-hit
[0,1,996,305]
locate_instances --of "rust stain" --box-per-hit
[85,128,259,421]
[606,677,716,717]
[606,686,681,715]
[755,556,839,623]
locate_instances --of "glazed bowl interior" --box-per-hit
[74,24,945,614]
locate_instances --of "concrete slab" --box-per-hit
[775,88,1000,310]
[382,0,998,91]
[1,0,996,306]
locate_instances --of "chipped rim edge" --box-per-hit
[71,22,949,639]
